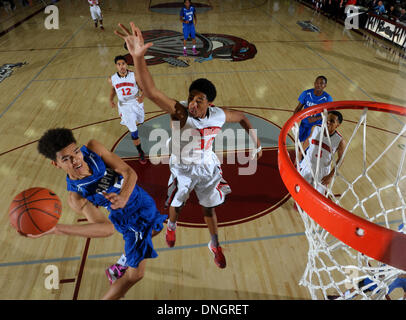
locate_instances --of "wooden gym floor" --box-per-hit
[0,0,405,300]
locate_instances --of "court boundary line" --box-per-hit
[0,231,308,268]
[30,67,335,82]
[1,217,403,268]
[0,39,368,53]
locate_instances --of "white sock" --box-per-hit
[183,46,186,50]
[193,45,196,48]
[116,254,127,266]
[168,220,177,230]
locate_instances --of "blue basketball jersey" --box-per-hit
[298,88,333,126]
[180,6,196,24]
[66,146,122,210]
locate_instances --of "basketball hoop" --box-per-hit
[278,101,406,300]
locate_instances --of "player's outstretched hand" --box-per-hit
[321,172,333,186]
[25,226,57,238]
[114,22,153,58]
[102,191,128,210]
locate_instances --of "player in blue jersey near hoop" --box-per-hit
[293,75,333,142]
[35,128,167,299]
[180,0,198,56]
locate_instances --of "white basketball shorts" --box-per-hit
[118,101,145,133]
[90,5,102,21]
[299,161,329,195]
[165,156,231,208]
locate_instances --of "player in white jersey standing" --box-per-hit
[114,22,262,269]
[299,111,346,195]
[109,55,146,164]
[88,0,104,30]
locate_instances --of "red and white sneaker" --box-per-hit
[208,241,226,269]
[183,48,187,56]
[218,179,231,196]
[166,226,176,248]
[105,264,128,284]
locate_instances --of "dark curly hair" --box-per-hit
[189,78,217,102]
[37,128,76,161]
[328,110,343,123]
[316,75,327,84]
[114,55,127,64]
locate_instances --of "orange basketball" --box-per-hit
[9,187,62,236]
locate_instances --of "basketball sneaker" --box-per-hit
[192,47,198,55]
[105,264,128,284]
[139,151,147,165]
[208,241,226,269]
[183,48,187,56]
[166,226,176,247]
[218,179,231,196]
[100,26,104,31]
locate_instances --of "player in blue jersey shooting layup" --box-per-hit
[34,128,167,299]
[293,76,333,142]
[180,0,198,56]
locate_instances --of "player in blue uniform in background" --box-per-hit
[35,128,167,299]
[293,76,333,142]
[180,0,198,56]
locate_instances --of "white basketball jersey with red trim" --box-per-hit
[171,101,226,165]
[111,71,139,105]
[304,125,342,171]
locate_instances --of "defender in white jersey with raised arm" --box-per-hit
[109,55,146,164]
[114,22,262,269]
[88,0,104,30]
[299,111,346,195]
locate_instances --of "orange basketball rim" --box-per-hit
[278,101,406,271]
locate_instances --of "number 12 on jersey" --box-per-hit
[121,88,131,96]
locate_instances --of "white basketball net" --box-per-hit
[291,107,406,300]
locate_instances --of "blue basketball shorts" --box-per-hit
[183,23,196,40]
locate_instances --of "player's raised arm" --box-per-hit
[223,108,262,159]
[114,23,180,118]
